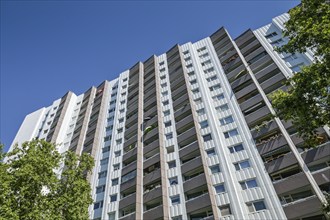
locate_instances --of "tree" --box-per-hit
[271,0,330,147]
[0,139,94,220]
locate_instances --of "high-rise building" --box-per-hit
[9,12,330,220]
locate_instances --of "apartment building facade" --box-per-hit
[9,12,330,220]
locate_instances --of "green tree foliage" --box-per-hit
[271,0,330,147]
[0,140,94,220]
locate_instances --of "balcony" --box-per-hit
[251,120,279,140]
[119,212,136,220]
[302,142,330,164]
[250,54,272,72]
[143,128,158,144]
[125,115,138,128]
[143,169,161,185]
[176,115,194,135]
[183,174,207,192]
[144,105,157,118]
[124,134,137,150]
[265,151,297,174]
[122,147,137,165]
[235,83,258,101]
[143,186,162,203]
[273,172,308,195]
[245,105,271,126]
[260,72,286,92]
[171,84,187,101]
[119,193,136,210]
[144,153,160,169]
[144,139,159,155]
[240,38,260,56]
[179,141,199,158]
[171,75,186,92]
[120,177,136,192]
[255,62,278,82]
[121,161,137,176]
[226,63,245,82]
[257,134,287,155]
[177,127,197,148]
[143,205,163,220]
[239,94,262,112]
[186,193,211,214]
[313,166,330,185]
[181,156,202,174]
[283,195,321,219]
[174,104,191,122]
[173,93,189,110]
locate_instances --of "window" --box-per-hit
[163,100,169,106]
[166,145,175,154]
[113,163,120,171]
[117,128,123,133]
[229,144,244,153]
[197,46,206,52]
[210,165,221,174]
[169,177,178,185]
[199,53,209,58]
[204,67,214,74]
[216,104,229,112]
[106,126,112,131]
[112,178,119,186]
[123,78,128,82]
[203,134,212,142]
[165,121,172,127]
[93,201,103,210]
[183,50,189,55]
[220,116,234,126]
[104,136,111,142]
[102,146,110,153]
[159,61,164,66]
[164,110,170,116]
[161,83,167,88]
[162,91,168,96]
[192,88,199,94]
[187,70,195,76]
[108,212,116,220]
[190,79,197,85]
[224,129,239,138]
[234,160,251,171]
[160,67,166,72]
[114,150,121,157]
[172,216,182,220]
[116,138,122,144]
[118,118,124,123]
[219,205,232,216]
[122,85,127,89]
[168,161,176,168]
[160,75,166,80]
[240,179,258,190]
[119,109,125,113]
[100,158,109,165]
[197,108,205,115]
[186,63,193,68]
[201,60,211,66]
[121,92,126,96]
[98,171,107,179]
[120,100,125,105]
[184,57,191,62]
[206,148,216,157]
[96,185,106,193]
[200,120,208,129]
[213,94,225,101]
[165,133,173,140]
[171,195,180,205]
[247,200,266,212]
[110,194,117,202]
[215,184,226,193]
[207,75,218,82]
[194,98,202,105]
[265,32,277,39]
[209,84,221,91]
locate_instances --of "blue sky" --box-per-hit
[0,1,299,152]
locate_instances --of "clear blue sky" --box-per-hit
[1,0,299,152]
